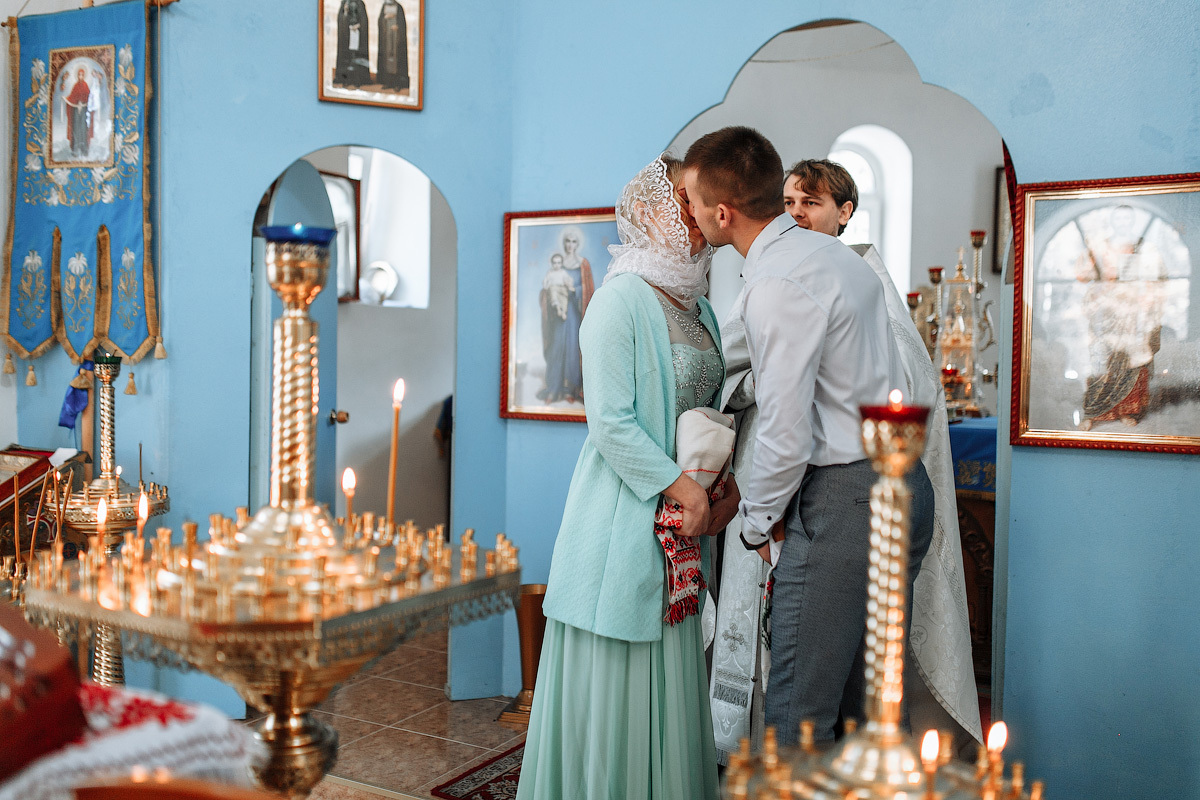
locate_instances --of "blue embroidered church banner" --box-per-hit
[1,1,161,364]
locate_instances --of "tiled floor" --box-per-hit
[271,629,525,800]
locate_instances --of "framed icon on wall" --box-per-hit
[501,208,618,422]
[1011,172,1200,454]
[318,0,424,111]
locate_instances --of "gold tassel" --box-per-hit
[2,352,14,375]
[70,367,93,390]
[124,371,137,395]
[25,362,36,386]
[154,335,167,359]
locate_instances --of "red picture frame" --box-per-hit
[500,207,617,422]
[1010,172,1200,453]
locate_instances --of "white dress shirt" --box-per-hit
[737,215,904,546]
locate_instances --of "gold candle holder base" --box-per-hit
[498,583,547,729]
[254,712,339,799]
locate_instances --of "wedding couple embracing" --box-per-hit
[516,127,979,800]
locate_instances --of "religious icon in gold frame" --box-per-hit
[1011,172,1200,453]
[501,208,618,422]
[318,0,424,111]
[47,45,115,169]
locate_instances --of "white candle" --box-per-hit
[386,378,406,528]
[341,467,357,520]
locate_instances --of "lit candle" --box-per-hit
[136,491,149,552]
[12,475,20,565]
[987,721,1007,757]
[986,721,1008,786]
[97,496,107,544]
[341,467,357,521]
[386,378,405,529]
[860,389,930,425]
[921,729,939,799]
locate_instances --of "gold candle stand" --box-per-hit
[25,226,520,798]
[61,353,170,685]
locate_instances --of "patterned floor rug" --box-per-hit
[431,743,523,800]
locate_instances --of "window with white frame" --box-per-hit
[828,125,912,295]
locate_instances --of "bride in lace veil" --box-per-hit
[516,155,726,800]
[605,154,712,306]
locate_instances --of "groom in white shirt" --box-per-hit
[683,127,934,745]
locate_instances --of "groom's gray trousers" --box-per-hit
[764,458,934,745]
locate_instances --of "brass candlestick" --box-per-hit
[926,266,944,350]
[822,398,930,790]
[498,582,548,728]
[61,353,169,685]
[906,291,921,329]
[970,230,987,299]
[25,225,520,798]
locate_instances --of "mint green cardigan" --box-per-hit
[542,272,725,643]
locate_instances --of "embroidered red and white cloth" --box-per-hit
[0,683,265,800]
[657,407,736,625]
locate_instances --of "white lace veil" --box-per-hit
[603,156,713,306]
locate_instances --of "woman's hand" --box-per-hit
[663,473,711,539]
[705,476,741,537]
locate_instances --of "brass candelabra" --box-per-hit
[62,353,170,685]
[722,397,1044,800]
[24,225,520,798]
[938,251,980,416]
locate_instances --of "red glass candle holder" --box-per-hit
[859,403,930,425]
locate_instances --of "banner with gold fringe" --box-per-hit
[0,0,160,366]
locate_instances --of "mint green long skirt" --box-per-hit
[515,614,720,800]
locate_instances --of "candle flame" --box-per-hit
[138,491,148,521]
[133,584,151,616]
[393,378,406,405]
[115,465,123,477]
[97,497,107,526]
[888,389,904,408]
[342,467,357,492]
[921,729,940,765]
[987,721,1008,753]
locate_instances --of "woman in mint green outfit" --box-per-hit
[517,156,737,800]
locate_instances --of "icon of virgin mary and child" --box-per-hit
[538,227,595,404]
